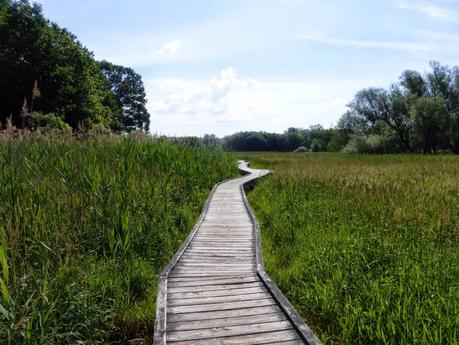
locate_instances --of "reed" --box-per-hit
[240,152,459,345]
[0,133,237,344]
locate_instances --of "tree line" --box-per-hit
[224,62,459,154]
[0,0,150,132]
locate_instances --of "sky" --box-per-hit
[36,0,459,137]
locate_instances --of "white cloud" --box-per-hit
[149,67,255,115]
[152,39,181,57]
[146,69,382,136]
[391,0,458,21]
[293,31,459,57]
[294,32,431,53]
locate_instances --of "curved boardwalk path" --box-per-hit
[153,161,321,345]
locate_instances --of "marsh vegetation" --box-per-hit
[240,152,459,344]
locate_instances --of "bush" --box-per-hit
[342,134,395,153]
[311,139,321,152]
[30,112,72,132]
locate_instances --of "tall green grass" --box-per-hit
[0,133,237,344]
[240,152,459,345]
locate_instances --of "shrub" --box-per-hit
[30,112,72,132]
[342,134,395,153]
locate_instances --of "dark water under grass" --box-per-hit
[0,134,237,344]
[240,152,459,345]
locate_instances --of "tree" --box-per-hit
[349,87,413,152]
[426,62,453,102]
[337,110,369,135]
[0,0,113,129]
[400,70,426,97]
[203,134,219,148]
[410,96,449,153]
[99,61,150,131]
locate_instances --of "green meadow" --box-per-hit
[239,152,459,345]
[0,134,236,344]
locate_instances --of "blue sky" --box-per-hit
[36,0,459,136]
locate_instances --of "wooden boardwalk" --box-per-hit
[153,161,321,344]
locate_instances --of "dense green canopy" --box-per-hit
[0,0,150,131]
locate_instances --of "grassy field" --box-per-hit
[0,134,237,344]
[238,152,459,345]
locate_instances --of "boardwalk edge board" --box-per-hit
[153,161,322,344]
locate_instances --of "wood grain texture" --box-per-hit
[153,161,321,344]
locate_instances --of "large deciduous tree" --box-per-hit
[410,96,449,153]
[99,61,150,132]
[349,86,413,151]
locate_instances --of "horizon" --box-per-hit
[36,0,459,136]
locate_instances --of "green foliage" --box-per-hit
[0,134,237,343]
[342,61,459,154]
[410,96,449,153]
[342,132,397,154]
[223,126,344,152]
[99,61,150,132]
[0,1,149,132]
[240,152,459,345]
[310,138,321,152]
[30,112,71,132]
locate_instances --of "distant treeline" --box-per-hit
[224,62,459,154]
[0,0,150,132]
[222,127,343,152]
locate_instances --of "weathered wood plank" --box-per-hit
[178,260,255,265]
[167,305,283,322]
[168,286,265,299]
[167,292,271,306]
[167,329,300,344]
[167,312,286,332]
[168,274,256,282]
[167,282,263,294]
[168,298,276,314]
[166,320,293,342]
[174,263,255,268]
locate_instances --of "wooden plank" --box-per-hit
[167,312,287,332]
[177,260,255,265]
[167,292,270,306]
[188,246,253,250]
[167,298,276,314]
[193,236,253,240]
[167,329,300,344]
[179,254,255,259]
[183,248,253,256]
[168,272,260,282]
[167,305,283,322]
[168,286,265,299]
[167,275,260,287]
[169,272,253,278]
[175,263,255,268]
[167,282,263,294]
[172,266,254,271]
[166,320,293,342]
[193,235,252,238]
